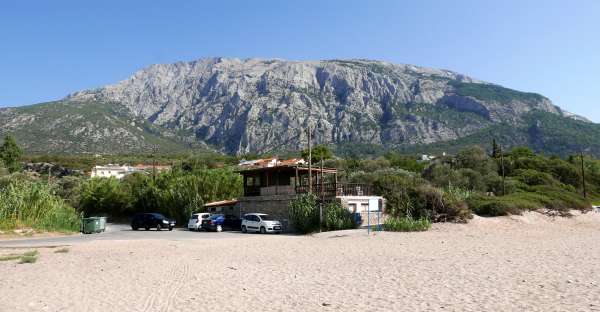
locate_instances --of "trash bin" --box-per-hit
[82,217,101,234]
[97,217,107,232]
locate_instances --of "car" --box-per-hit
[201,214,242,232]
[241,213,282,234]
[131,213,175,231]
[188,213,211,231]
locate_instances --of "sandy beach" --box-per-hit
[1,211,600,312]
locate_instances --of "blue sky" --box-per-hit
[1,0,599,121]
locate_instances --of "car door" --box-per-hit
[245,215,258,232]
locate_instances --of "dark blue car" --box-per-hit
[201,214,242,232]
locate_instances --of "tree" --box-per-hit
[0,134,23,173]
[301,144,333,163]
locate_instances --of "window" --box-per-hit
[361,203,369,212]
[348,203,357,213]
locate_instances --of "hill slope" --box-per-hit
[1,58,598,156]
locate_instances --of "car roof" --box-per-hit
[245,213,267,216]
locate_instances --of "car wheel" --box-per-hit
[168,226,173,231]
[132,226,138,231]
[145,227,149,231]
[241,225,247,233]
[216,225,222,232]
[156,224,162,231]
[260,226,266,234]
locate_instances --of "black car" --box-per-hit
[131,213,175,231]
[201,214,242,232]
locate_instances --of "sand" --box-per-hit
[1,211,600,312]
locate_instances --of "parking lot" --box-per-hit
[0,224,254,248]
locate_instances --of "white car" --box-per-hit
[241,213,283,234]
[187,213,211,231]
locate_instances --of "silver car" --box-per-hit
[241,213,282,234]
[187,213,211,231]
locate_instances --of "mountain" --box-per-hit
[1,57,598,157]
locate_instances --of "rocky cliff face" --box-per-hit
[65,58,564,155]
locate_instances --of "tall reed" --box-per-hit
[0,179,81,232]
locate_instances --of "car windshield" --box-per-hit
[190,215,199,220]
[210,214,224,220]
[259,214,274,221]
[152,213,166,219]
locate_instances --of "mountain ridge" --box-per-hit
[1,57,598,157]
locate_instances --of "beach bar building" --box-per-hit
[237,158,385,230]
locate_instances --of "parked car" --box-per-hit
[188,213,211,231]
[241,213,282,234]
[131,213,175,231]
[201,214,242,232]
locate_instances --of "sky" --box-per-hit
[1,0,599,121]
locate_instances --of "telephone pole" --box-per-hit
[308,125,312,194]
[500,146,506,196]
[581,151,587,199]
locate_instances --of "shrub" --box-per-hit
[323,201,356,231]
[289,194,319,234]
[513,169,558,186]
[383,216,431,232]
[468,185,591,216]
[0,179,81,232]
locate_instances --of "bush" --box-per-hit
[468,185,591,216]
[383,216,431,232]
[289,194,319,234]
[513,169,558,186]
[0,179,81,232]
[323,201,356,231]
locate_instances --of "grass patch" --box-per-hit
[54,247,70,253]
[0,254,22,261]
[18,250,38,264]
[383,217,431,232]
[0,250,39,264]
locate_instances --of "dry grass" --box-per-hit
[0,250,39,264]
[54,247,70,253]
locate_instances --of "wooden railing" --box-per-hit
[296,183,373,197]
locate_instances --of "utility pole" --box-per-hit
[500,146,506,196]
[319,155,324,233]
[581,151,587,199]
[152,144,158,184]
[308,125,312,194]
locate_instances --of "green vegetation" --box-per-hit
[289,194,357,233]
[448,81,545,104]
[0,179,81,232]
[18,250,38,264]
[289,194,320,234]
[0,250,39,264]
[383,216,431,232]
[0,134,23,173]
[322,201,356,231]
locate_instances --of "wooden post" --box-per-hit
[500,147,506,196]
[308,126,312,194]
[581,151,587,199]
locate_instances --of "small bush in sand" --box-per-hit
[18,250,38,264]
[383,217,431,232]
[54,247,70,253]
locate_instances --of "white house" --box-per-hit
[90,165,136,179]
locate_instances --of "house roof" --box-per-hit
[237,164,337,174]
[204,199,238,207]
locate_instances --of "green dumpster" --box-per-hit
[82,217,101,234]
[97,217,107,232]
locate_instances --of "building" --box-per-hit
[204,199,240,216]
[90,165,135,179]
[237,158,385,230]
[90,164,171,179]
